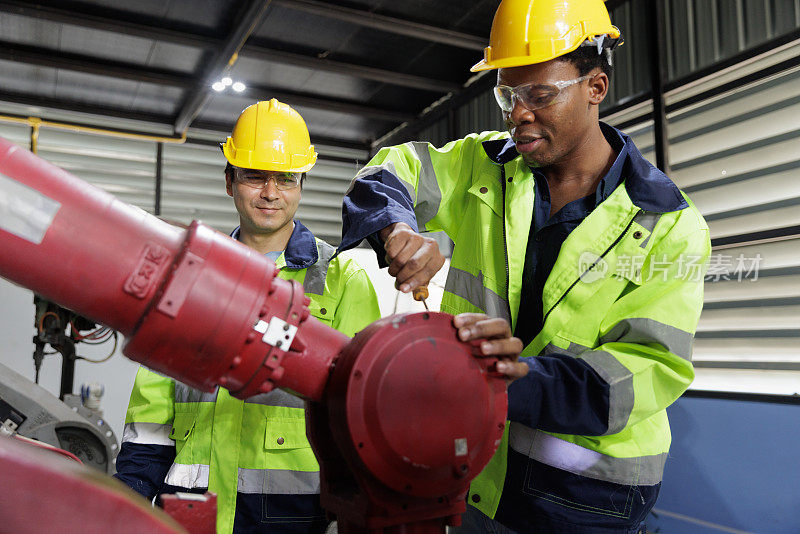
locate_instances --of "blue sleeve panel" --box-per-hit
[507,354,611,436]
[340,169,418,266]
[113,442,176,499]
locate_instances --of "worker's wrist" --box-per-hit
[379,222,410,242]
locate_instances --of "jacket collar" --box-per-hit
[230,220,318,269]
[481,122,687,214]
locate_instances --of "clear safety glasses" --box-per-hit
[493,74,591,113]
[234,169,301,191]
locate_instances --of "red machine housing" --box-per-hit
[0,434,186,534]
[312,313,507,532]
[0,137,507,532]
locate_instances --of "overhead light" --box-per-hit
[212,77,246,94]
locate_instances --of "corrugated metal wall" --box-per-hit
[656,47,800,395]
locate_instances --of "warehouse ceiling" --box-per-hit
[0,0,499,151]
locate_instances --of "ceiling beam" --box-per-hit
[173,0,274,133]
[0,41,412,122]
[240,45,462,93]
[373,72,496,149]
[0,90,371,151]
[0,89,175,125]
[0,40,194,87]
[192,120,370,150]
[0,1,462,94]
[242,85,415,122]
[271,0,486,51]
[0,0,221,49]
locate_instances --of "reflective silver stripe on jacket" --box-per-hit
[348,160,417,202]
[122,422,174,446]
[303,240,335,296]
[408,141,442,231]
[542,342,591,356]
[580,351,634,435]
[165,463,210,488]
[509,423,666,486]
[540,341,634,435]
[237,468,320,495]
[600,318,694,361]
[173,383,218,404]
[633,211,662,248]
[244,389,304,409]
[445,267,511,322]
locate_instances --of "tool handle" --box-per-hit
[412,286,429,302]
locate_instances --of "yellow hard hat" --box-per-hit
[471,0,621,72]
[221,99,317,173]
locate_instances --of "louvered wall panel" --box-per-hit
[0,122,30,149]
[667,65,800,240]
[694,236,800,394]
[160,142,235,232]
[28,128,156,212]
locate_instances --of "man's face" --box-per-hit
[498,60,600,167]
[225,168,302,235]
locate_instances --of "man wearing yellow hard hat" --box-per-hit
[340,1,710,532]
[115,99,381,533]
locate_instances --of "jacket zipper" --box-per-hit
[540,208,643,326]
[500,166,512,322]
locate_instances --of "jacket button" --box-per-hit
[507,177,513,182]
[320,308,327,315]
[471,494,481,503]
[633,230,644,239]
[479,187,488,194]
[277,437,285,445]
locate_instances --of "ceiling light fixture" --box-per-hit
[212,77,247,94]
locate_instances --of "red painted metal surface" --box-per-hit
[160,492,217,534]
[311,313,507,532]
[0,137,508,532]
[0,435,186,534]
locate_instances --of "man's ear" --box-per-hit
[587,70,609,105]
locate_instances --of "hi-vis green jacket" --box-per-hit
[340,124,710,533]
[114,221,381,534]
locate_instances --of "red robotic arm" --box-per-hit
[0,137,507,533]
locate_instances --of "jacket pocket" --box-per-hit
[307,299,334,326]
[264,417,311,450]
[467,172,503,218]
[519,446,642,521]
[168,412,195,457]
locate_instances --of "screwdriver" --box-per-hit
[413,285,429,311]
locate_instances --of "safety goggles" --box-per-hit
[493,74,591,113]
[234,169,301,190]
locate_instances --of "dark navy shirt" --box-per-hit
[514,124,627,346]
